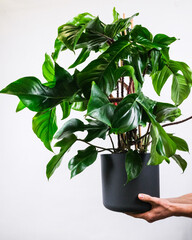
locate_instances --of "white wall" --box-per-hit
[0,0,192,239]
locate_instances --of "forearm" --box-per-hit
[171,202,192,218]
[167,193,192,204]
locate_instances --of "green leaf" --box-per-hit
[115,65,140,92]
[148,126,167,165]
[58,24,86,51]
[137,93,176,157]
[125,150,143,183]
[68,12,94,26]
[111,94,141,134]
[168,60,192,85]
[46,134,77,179]
[72,101,88,111]
[77,38,131,97]
[69,48,90,68]
[113,7,120,22]
[129,54,145,85]
[171,154,187,172]
[42,53,55,82]
[60,101,71,120]
[0,63,78,112]
[153,102,181,122]
[87,82,115,126]
[32,108,58,151]
[68,146,97,178]
[52,38,66,61]
[153,34,177,47]
[84,120,109,142]
[131,25,153,41]
[152,65,172,95]
[150,49,161,74]
[55,118,85,139]
[105,13,139,39]
[168,134,189,152]
[171,73,191,106]
[16,100,26,112]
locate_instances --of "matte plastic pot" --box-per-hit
[101,153,159,213]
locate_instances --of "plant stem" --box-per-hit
[162,115,192,127]
[109,134,115,152]
[77,139,113,153]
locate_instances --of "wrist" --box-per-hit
[170,203,192,217]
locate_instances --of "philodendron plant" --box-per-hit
[1,8,192,182]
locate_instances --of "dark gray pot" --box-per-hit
[101,153,160,213]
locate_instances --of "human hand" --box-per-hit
[125,193,174,223]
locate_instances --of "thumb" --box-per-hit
[138,193,159,205]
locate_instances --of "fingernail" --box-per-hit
[138,194,144,199]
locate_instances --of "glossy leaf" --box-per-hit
[55,118,85,139]
[72,101,88,111]
[153,34,177,47]
[131,25,153,41]
[68,146,97,178]
[168,134,189,152]
[16,100,26,112]
[171,73,190,106]
[46,134,77,179]
[87,82,115,126]
[42,53,55,82]
[60,101,71,120]
[171,154,187,172]
[77,38,131,97]
[52,38,66,61]
[153,102,181,122]
[0,63,78,112]
[84,120,109,142]
[111,94,141,134]
[125,150,143,183]
[69,48,90,68]
[115,65,139,92]
[168,60,192,85]
[105,13,139,39]
[137,93,177,157]
[152,65,172,95]
[32,108,58,151]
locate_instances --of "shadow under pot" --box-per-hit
[101,153,160,213]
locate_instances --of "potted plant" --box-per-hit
[1,8,192,213]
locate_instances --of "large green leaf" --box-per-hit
[153,102,181,122]
[84,119,109,142]
[171,73,191,106]
[0,63,78,112]
[168,134,189,152]
[55,118,85,139]
[131,25,153,41]
[77,39,131,97]
[72,101,88,111]
[58,13,94,51]
[105,13,139,39]
[42,53,55,82]
[16,100,26,112]
[153,34,177,47]
[87,82,115,126]
[171,154,187,172]
[125,150,143,183]
[68,146,97,178]
[137,93,177,157]
[152,65,172,95]
[46,134,77,179]
[111,94,141,134]
[168,60,192,85]
[32,108,58,151]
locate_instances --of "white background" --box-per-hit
[0,0,192,239]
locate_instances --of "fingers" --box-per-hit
[138,193,160,205]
